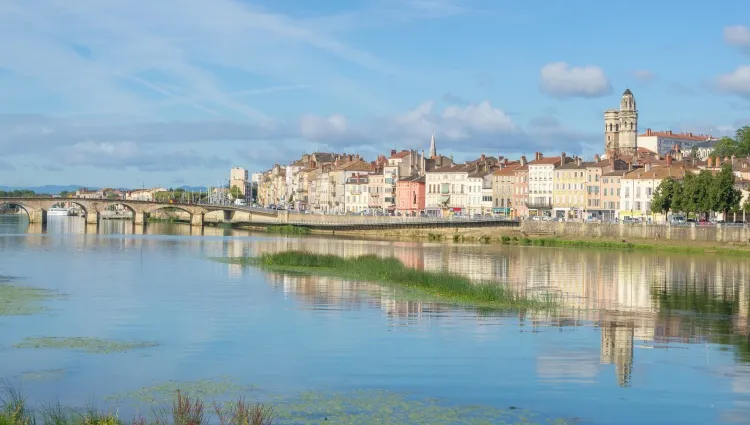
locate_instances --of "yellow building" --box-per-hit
[553,157,587,220]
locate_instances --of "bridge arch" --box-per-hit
[145,204,198,223]
[46,200,90,216]
[97,202,137,217]
[0,201,33,220]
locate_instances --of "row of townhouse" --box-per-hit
[255,143,750,219]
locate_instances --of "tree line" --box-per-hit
[0,190,39,197]
[650,163,748,219]
[710,126,750,159]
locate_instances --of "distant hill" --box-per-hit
[0,185,209,195]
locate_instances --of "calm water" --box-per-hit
[1,215,750,424]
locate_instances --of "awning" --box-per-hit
[440,195,450,203]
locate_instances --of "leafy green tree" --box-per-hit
[710,126,750,158]
[651,177,680,215]
[695,170,715,215]
[710,163,742,217]
[230,185,243,200]
[679,172,699,216]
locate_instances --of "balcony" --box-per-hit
[527,201,553,210]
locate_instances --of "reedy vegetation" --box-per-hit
[0,387,273,425]
[225,251,555,309]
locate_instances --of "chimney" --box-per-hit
[707,157,713,168]
[535,152,542,161]
[666,154,673,166]
[504,158,509,166]
[627,161,633,171]
[673,144,679,152]
[576,156,582,166]
[594,154,601,162]
[390,149,396,156]
[716,156,721,167]
[520,155,527,166]
[481,153,486,161]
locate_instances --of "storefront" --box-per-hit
[493,207,511,216]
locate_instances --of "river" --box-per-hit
[1,215,749,424]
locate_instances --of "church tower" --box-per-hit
[604,109,620,156]
[618,89,638,156]
[429,130,437,158]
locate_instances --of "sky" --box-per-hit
[0,0,749,188]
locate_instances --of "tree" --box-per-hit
[695,170,715,216]
[679,172,699,216]
[651,177,680,216]
[710,126,750,158]
[230,185,243,200]
[710,163,742,217]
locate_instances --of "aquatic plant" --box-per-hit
[221,251,556,310]
[13,337,158,354]
[105,379,250,405]
[264,225,310,235]
[0,385,274,425]
[19,369,65,382]
[0,281,57,316]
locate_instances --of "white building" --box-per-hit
[425,164,471,215]
[619,161,692,221]
[637,129,718,157]
[527,153,563,217]
[344,174,370,213]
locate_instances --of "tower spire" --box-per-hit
[429,129,437,158]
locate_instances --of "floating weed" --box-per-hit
[272,389,569,425]
[19,369,65,382]
[106,378,252,405]
[218,251,558,311]
[13,337,158,354]
[0,283,59,316]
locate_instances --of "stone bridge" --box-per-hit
[0,197,279,226]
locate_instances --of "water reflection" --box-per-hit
[3,215,750,424]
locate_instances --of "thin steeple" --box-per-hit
[429,130,437,158]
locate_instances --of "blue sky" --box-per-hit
[0,0,749,188]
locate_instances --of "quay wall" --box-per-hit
[519,221,750,245]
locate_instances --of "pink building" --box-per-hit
[395,175,425,216]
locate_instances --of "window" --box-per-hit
[646,187,652,197]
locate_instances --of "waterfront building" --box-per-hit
[367,171,385,212]
[527,153,563,218]
[395,175,426,216]
[492,161,520,217]
[601,170,627,221]
[553,157,588,220]
[344,173,370,213]
[619,157,693,221]
[604,89,639,158]
[511,157,529,218]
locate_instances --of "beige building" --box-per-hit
[492,162,520,216]
[601,170,626,220]
[586,157,630,221]
[604,89,639,157]
[229,166,250,201]
[553,157,587,220]
[637,129,717,156]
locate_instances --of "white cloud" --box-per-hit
[539,62,612,99]
[60,141,229,171]
[632,69,656,83]
[0,0,406,120]
[724,25,750,54]
[716,66,750,98]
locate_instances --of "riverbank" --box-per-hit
[240,224,750,256]
[219,251,556,310]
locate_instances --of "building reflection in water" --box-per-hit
[11,217,750,390]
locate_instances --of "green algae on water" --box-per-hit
[19,368,65,382]
[105,377,252,404]
[0,281,57,316]
[13,337,159,354]
[271,389,571,425]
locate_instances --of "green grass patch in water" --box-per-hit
[105,377,252,405]
[0,280,58,316]
[218,251,557,310]
[19,369,65,382]
[13,337,158,354]
[264,225,310,235]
